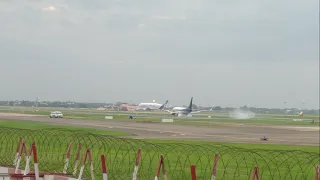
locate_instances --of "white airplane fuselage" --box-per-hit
[136,100,168,111]
[170,107,192,116]
[172,107,187,111]
[136,103,163,110]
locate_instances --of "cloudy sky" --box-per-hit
[0,0,318,109]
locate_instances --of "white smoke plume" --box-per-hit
[229,108,255,119]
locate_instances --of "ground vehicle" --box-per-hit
[50,111,63,118]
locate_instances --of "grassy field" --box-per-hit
[1,108,319,127]
[0,119,319,179]
[0,119,318,153]
[1,106,319,118]
[0,127,318,180]
[0,120,131,136]
[145,139,320,153]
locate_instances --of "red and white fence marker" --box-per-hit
[190,165,197,180]
[32,143,40,180]
[154,156,167,180]
[211,154,220,180]
[10,142,40,180]
[132,149,141,180]
[15,141,28,174]
[315,164,320,180]
[24,142,36,175]
[63,142,73,174]
[101,155,108,180]
[77,148,94,180]
[73,144,82,176]
[13,137,22,166]
[251,165,260,180]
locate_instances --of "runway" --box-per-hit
[0,113,319,146]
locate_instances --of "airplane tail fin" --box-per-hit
[188,97,193,110]
[159,100,168,110]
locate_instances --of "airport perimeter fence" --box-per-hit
[0,127,319,180]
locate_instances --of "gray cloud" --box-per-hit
[0,0,318,109]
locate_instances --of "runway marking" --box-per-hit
[69,122,198,136]
[268,126,320,131]
[39,121,320,144]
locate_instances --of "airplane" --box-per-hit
[163,97,211,117]
[136,100,168,111]
[299,111,304,116]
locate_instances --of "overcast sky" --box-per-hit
[0,0,319,109]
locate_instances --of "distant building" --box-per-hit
[119,104,137,111]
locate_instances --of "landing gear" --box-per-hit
[171,113,177,116]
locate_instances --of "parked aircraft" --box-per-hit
[136,100,168,111]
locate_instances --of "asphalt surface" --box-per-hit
[0,113,319,146]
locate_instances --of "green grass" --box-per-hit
[0,127,318,180]
[2,109,319,128]
[0,120,131,136]
[172,118,319,127]
[1,119,318,153]
[145,139,320,153]
[0,120,319,180]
